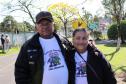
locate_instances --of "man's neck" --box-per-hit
[40,34,54,39]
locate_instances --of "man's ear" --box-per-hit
[72,37,74,45]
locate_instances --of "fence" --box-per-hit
[0,32,35,47]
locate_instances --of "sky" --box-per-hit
[0,0,125,24]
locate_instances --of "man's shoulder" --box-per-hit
[92,49,106,61]
[21,39,31,49]
[87,46,104,58]
[22,34,38,47]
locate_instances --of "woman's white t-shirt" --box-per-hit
[75,51,88,84]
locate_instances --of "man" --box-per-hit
[1,34,5,53]
[15,11,69,84]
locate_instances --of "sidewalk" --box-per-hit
[0,54,17,84]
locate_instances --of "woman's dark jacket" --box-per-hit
[66,45,117,84]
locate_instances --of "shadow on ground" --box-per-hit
[104,48,120,61]
[0,52,6,54]
[104,43,126,47]
[114,66,126,72]
[96,43,126,61]
[115,66,126,83]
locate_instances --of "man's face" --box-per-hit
[73,31,88,52]
[36,20,54,38]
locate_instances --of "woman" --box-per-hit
[4,34,10,52]
[67,28,117,84]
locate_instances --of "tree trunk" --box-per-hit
[116,19,121,51]
[64,23,67,37]
[25,6,36,24]
[116,36,121,51]
[121,33,125,44]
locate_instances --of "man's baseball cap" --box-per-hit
[36,11,54,23]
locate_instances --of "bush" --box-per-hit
[93,30,102,40]
[107,20,126,40]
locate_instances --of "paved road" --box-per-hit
[0,54,17,84]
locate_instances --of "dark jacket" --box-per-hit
[1,36,5,45]
[15,33,69,84]
[66,45,117,84]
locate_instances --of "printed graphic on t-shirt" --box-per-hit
[76,61,87,77]
[48,51,61,67]
[46,50,64,70]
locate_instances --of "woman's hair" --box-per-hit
[72,28,89,38]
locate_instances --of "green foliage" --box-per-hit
[120,20,126,39]
[93,31,102,40]
[102,0,126,15]
[23,21,34,31]
[107,24,118,40]
[16,21,34,32]
[48,2,78,21]
[1,15,18,32]
[16,23,24,32]
[0,22,4,32]
[48,2,78,32]
[54,22,60,31]
[93,15,99,22]
[108,20,126,40]
[48,2,78,37]
[0,15,34,32]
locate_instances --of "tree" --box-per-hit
[108,20,126,40]
[0,22,4,32]
[48,2,78,37]
[17,22,24,32]
[80,7,93,29]
[53,22,62,33]
[5,0,42,24]
[93,31,102,40]
[1,15,34,32]
[23,21,34,31]
[1,15,18,32]
[16,21,34,32]
[108,24,118,40]
[102,0,126,51]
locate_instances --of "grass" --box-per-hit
[0,47,20,56]
[96,43,126,73]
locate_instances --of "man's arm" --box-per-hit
[15,44,31,84]
[98,52,117,84]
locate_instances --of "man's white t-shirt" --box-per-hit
[75,51,88,84]
[39,36,68,84]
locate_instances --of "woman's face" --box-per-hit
[73,31,89,53]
